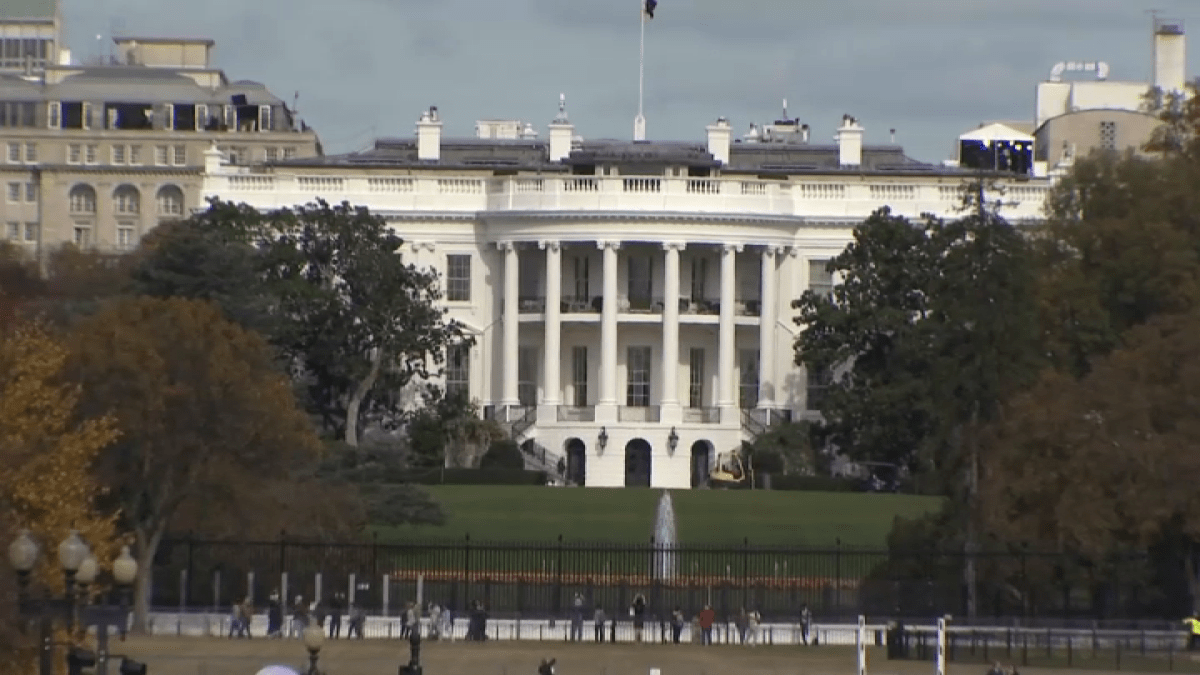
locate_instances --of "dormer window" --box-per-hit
[258,105,272,132]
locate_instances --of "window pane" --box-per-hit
[446,254,471,301]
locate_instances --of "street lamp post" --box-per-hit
[7,530,141,675]
[302,620,326,675]
[399,627,423,675]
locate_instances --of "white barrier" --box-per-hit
[936,618,946,675]
[857,615,867,675]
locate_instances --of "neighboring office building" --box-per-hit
[1032,18,1187,166]
[0,24,321,256]
[203,100,1053,490]
[0,0,61,76]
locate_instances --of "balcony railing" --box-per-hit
[557,406,596,422]
[619,406,661,423]
[208,171,1053,222]
[683,407,721,424]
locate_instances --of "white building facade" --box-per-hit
[201,104,1053,490]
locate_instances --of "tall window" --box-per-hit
[1099,121,1117,151]
[68,184,96,214]
[739,349,760,409]
[626,346,651,407]
[688,347,705,408]
[518,347,537,407]
[627,254,653,310]
[806,366,833,411]
[116,223,137,251]
[113,185,140,215]
[445,344,469,399]
[446,254,471,301]
[572,255,590,301]
[690,257,708,302]
[808,259,833,298]
[72,223,92,248]
[571,346,589,407]
[156,185,184,217]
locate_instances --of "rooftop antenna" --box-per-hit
[1147,8,1162,83]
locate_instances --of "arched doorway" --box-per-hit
[565,438,587,486]
[624,438,652,487]
[690,440,712,488]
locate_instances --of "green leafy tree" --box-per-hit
[249,199,466,444]
[481,439,525,470]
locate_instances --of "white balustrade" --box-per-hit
[205,172,1052,221]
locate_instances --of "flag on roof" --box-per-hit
[644,0,657,19]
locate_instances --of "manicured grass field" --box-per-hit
[372,486,941,547]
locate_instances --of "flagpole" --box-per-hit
[634,0,646,140]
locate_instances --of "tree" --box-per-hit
[127,208,276,335]
[61,297,323,631]
[980,310,1200,612]
[250,199,467,444]
[793,206,1042,477]
[411,390,505,469]
[0,321,120,674]
[1036,152,1200,376]
[747,420,821,475]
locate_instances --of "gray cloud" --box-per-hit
[59,0,1200,162]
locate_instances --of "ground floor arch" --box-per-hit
[564,437,587,486]
[624,438,652,487]
[690,440,713,488]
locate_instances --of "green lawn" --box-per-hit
[372,486,941,548]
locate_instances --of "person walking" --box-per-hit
[1185,614,1200,650]
[698,604,715,646]
[266,592,283,639]
[289,595,308,639]
[745,607,761,646]
[799,602,813,646]
[736,607,748,644]
[631,593,647,643]
[670,606,685,644]
[570,593,585,642]
[237,597,254,638]
[327,592,345,638]
[593,604,607,643]
[428,603,442,641]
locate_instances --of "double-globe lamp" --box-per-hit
[8,529,139,586]
[302,620,326,675]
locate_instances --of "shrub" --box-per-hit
[480,439,525,470]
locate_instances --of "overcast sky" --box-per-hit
[61,0,1200,163]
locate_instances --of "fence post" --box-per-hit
[463,534,472,613]
[247,571,255,605]
[314,572,323,608]
[742,537,750,609]
[936,618,946,675]
[184,531,195,608]
[856,615,867,675]
[555,534,564,617]
[178,569,187,614]
[348,573,356,607]
[835,538,842,616]
[382,573,390,616]
[212,569,221,613]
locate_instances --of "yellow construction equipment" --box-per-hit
[709,449,753,488]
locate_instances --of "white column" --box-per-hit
[501,241,520,407]
[598,240,620,416]
[542,241,562,407]
[660,242,683,422]
[757,246,778,408]
[717,244,739,415]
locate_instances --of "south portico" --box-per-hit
[540,425,740,489]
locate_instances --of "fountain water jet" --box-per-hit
[652,490,678,581]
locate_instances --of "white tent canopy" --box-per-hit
[959,122,1035,143]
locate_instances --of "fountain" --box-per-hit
[652,490,678,581]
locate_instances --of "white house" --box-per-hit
[201,99,1054,490]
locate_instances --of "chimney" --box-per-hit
[416,106,443,161]
[203,142,224,174]
[548,93,574,162]
[706,117,732,165]
[836,115,864,167]
[1154,19,1187,94]
[801,124,810,143]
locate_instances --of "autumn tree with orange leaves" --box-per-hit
[0,320,121,675]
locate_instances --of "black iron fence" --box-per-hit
[149,535,1186,623]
